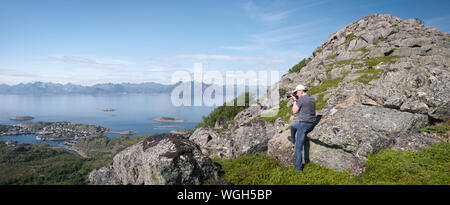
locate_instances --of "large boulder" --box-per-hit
[267,129,295,166]
[189,127,233,158]
[307,104,428,175]
[88,133,222,185]
[190,120,278,159]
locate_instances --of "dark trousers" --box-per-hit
[290,122,314,170]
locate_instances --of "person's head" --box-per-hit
[292,84,308,97]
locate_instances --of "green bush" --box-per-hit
[196,93,253,128]
[288,58,309,73]
[346,33,356,41]
[258,99,291,123]
[279,88,287,96]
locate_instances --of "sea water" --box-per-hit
[0,94,219,146]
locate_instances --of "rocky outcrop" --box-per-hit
[307,105,428,175]
[87,14,448,184]
[89,133,221,185]
[190,119,280,159]
[242,14,449,175]
[267,129,295,166]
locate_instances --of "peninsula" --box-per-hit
[0,121,109,140]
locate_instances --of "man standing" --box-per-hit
[288,84,316,171]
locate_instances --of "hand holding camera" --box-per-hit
[287,92,298,101]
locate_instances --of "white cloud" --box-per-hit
[49,56,133,69]
[243,0,329,25]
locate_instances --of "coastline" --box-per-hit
[66,145,88,158]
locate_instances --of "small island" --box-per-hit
[150,117,186,123]
[103,108,116,112]
[155,125,183,129]
[10,116,34,121]
[105,130,137,135]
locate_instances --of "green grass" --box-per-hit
[420,120,450,133]
[308,72,349,95]
[288,58,309,73]
[213,154,352,185]
[354,68,384,74]
[351,47,369,53]
[352,74,380,85]
[325,54,337,60]
[326,56,398,73]
[161,117,175,120]
[213,142,450,185]
[315,92,329,111]
[352,68,385,85]
[378,37,388,42]
[363,56,399,67]
[324,58,358,72]
[353,142,450,185]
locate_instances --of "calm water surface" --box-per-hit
[0,94,218,146]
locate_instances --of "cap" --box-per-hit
[291,84,307,93]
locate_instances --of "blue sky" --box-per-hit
[0,0,449,85]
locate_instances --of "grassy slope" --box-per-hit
[213,142,449,185]
[0,135,148,185]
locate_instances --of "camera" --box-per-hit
[286,92,298,100]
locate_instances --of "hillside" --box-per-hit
[190,14,449,175]
[88,14,449,184]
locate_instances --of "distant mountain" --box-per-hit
[0,81,265,96]
[0,81,177,95]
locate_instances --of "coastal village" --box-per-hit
[0,121,109,141]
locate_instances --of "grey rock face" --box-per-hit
[365,63,450,120]
[267,129,295,166]
[194,14,449,177]
[261,14,449,175]
[307,104,428,174]
[190,120,277,159]
[89,133,221,185]
[189,127,233,158]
